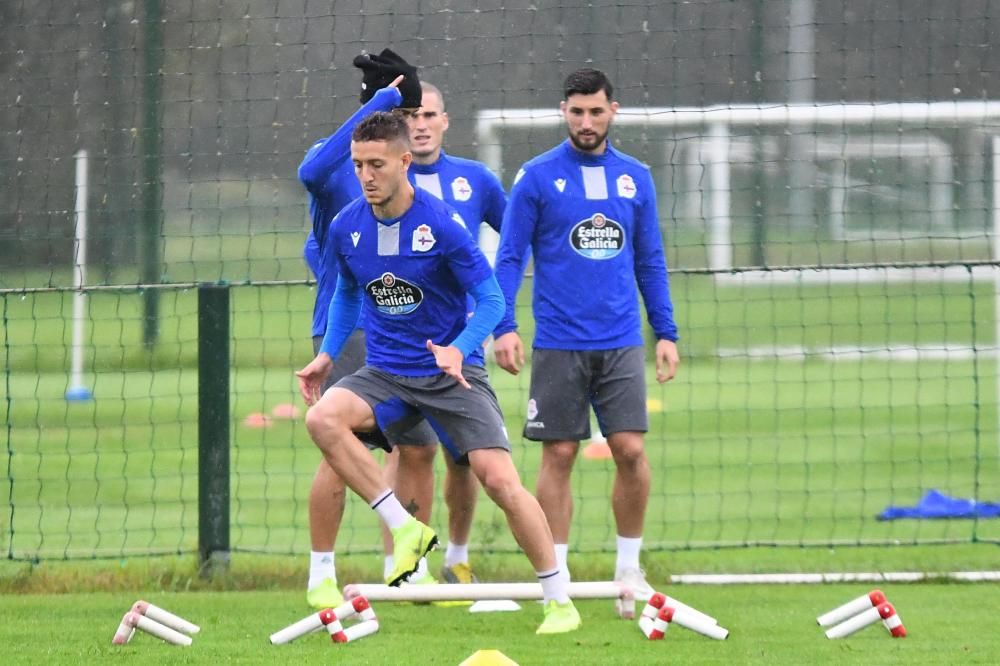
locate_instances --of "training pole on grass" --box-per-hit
[66,149,92,401]
[344,581,629,603]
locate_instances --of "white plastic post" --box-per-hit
[343,581,627,603]
[66,148,92,401]
[132,600,201,635]
[269,608,337,645]
[993,136,1000,464]
[816,589,885,626]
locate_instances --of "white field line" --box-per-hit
[671,571,1000,584]
[715,344,986,361]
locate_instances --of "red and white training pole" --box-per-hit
[825,602,904,639]
[111,612,136,645]
[880,602,906,638]
[663,606,730,640]
[114,611,192,646]
[333,595,377,622]
[638,606,671,640]
[816,589,886,626]
[131,600,201,635]
[332,620,380,643]
[269,608,338,645]
[641,591,718,626]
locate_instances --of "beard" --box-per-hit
[568,126,608,152]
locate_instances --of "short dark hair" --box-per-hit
[351,111,411,146]
[563,68,614,100]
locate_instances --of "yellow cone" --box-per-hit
[459,649,520,666]
[647,397,663,412]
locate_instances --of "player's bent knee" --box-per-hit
[398,444,436,467]
[542,442,578,469]
[609,437,647,468]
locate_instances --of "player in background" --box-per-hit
[297,112,582,634]
[298,48,441,609]
[491,68,680,615]
[389,81,508,585]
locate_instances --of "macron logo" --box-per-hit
[351,231,361,247]
[554,178,566,192]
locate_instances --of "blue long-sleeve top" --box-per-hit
[493,140,678,348]
[299,87,402,336]
[321,188,499,376]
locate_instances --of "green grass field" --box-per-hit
[3,262,1000,663]
[2,275,999,559]
[2,584,999,665]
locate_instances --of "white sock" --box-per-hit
[537,567,569,604]
[308,551,336,590]
[370,489,410,529]
[383,555,395,581]
[615,535,643,573]
[554,543,571,583]
[445,541,469,568]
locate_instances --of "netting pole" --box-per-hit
[198,284,230,577]
[992,136,1000,468]
[66,149,92,401]
[140,0,163,348]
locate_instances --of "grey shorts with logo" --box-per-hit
[523,346,648,442]
[313,332,437,448]
[335,364,510,465]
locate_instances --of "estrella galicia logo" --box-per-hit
[569,213,625,259]
[365,272,423,315]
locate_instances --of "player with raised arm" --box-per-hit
[297,112,581,634]
[297,48,442,609]
[492,68,680,616]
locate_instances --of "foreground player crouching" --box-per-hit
[296,111,580,635]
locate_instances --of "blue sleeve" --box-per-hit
[481,169,507,234]
[297,86,402,209]
[492,169,536,336]
[319,269,363,358]
[633,170,679,341]
[451,276,504,358]
[303,230,320,278]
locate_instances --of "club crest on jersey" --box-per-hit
[451,176,473,202]
[366,272,424,315]
[526,398,538,420]
[412,224,436,252]
[617,173,637,199]
[569,213,625,259]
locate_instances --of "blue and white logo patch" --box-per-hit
[366,272,424,315]
[568,213,625,260]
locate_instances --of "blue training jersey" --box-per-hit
[299,87,402,336]
[408,151,507,235]
[329,188,495,376]
[407,151,508,365]
[494,140,678,349]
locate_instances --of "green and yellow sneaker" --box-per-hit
[441,562,480,584]
[387,518,438,586]
[306,577,344,610]
[536,600,582,635]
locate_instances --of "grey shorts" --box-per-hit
[523,346,648,442]
[313,333,437,448]
[335,364,510,465]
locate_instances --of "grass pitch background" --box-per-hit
[3,275,999,559]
